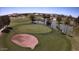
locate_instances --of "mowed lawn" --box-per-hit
[0,15,72,51]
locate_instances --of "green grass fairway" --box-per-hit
[0,16,72,51]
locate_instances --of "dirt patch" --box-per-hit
[0,32,3,37]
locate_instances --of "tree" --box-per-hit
[30,14,35,24]
[0,15,10,27]
[64,17,70,25]
[74,16,79,36]
[56,15,62,30]
[63,16,71,35]
[76,16,79,25]
[0,15,11,33]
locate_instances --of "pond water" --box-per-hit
[32,18,73,36]
[50,18,73,36]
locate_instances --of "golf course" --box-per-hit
[0,15,72,51]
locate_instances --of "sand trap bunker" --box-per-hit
[11,34,38,49]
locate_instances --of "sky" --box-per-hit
[0,7,79,17]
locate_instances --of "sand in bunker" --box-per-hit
[11,34,38,49]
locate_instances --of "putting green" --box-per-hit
[15,24,52,34]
